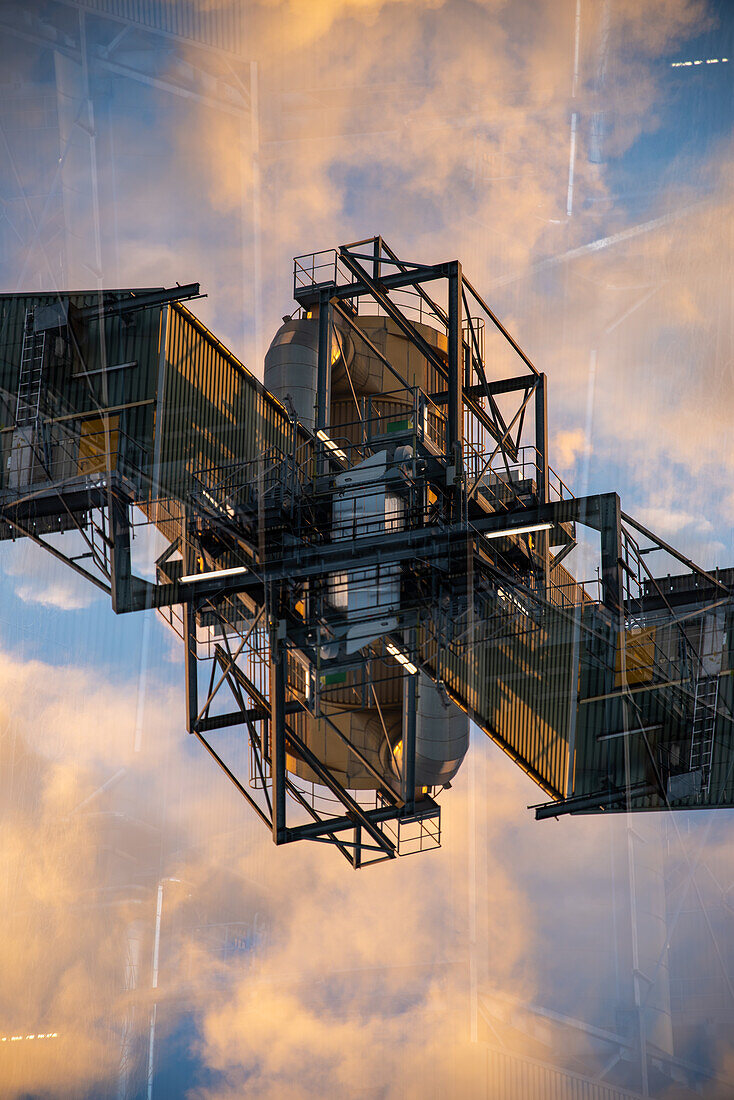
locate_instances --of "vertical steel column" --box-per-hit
[372,235,382,280]
[403,651,417,814]
[316,288,333,475]
[599,493,624,615]
[535,372,549,504]
[182,518,198,734]
[535,373,550,593]
[270,592,287,844]
[316,288,333,428]
[464,329,472,392]
[183,602,198,734]
[447,262,463,519]
[109,494,132,613]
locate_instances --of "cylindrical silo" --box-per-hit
[265,308,469,796]
[263,317,319,430]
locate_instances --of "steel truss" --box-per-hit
[2,238,731,864]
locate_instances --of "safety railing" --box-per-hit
[463,441,575,507]
[294,251,487,376]
[1,417,151,498]
[293,249,357,297]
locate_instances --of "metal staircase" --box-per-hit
[689,674,719,794]
[16,308,46,431]
[7,308,48,490]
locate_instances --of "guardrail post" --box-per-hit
[447,261,463,520]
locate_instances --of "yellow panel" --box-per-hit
[615,628,656,687]
[77,415,120,476]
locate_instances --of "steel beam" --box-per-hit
[114,492,640,616]
[461,274,540,378]
[0,508,111,595]
[109,493,132,613]
[284,727,396,857]
[534,373,549,595]
[446,261,463,491]
[335,250,515,456]
[269,605,288,844]
[316,288,333,475]
[534,782,656,819]
[621,511,730,595]
[403,665,417,812]
[295,262,442,306]
[598,493,624,614]
[288,797,439,841]
[193,729,272,829]
[183,601,199,735]
[195,699,302,733]
[76,283,202,321]
[336,249,447,377]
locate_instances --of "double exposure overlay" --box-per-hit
[0,1,732,1097]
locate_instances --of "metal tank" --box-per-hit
[265,309,469,796]
[409,673,470,789]
[263,317,320,430]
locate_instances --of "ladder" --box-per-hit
[689,674,719,794]
[16,308,46,430]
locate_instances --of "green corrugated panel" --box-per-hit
[0,291,161,408]
[0,290,299,507]
[568,600,734,812]
[77,0,245,51]
[422,593,575,799]
[0,290,164,490]
[156,303,295,507]
[485,1046,649,1099]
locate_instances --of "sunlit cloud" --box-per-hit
[0,0,732,1095]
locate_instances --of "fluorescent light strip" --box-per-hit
[2,1033,59,1041]
[179,566,248,584]
[671,57,728,67]
[385,641,418,675]
[484,521,553,540]
[201,487,235,520]
[316,429,347,461]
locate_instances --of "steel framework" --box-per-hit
[1,237,732,869]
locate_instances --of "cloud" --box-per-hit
[147,0,731,572]
[0,681,150,1095]
[13,577,98,611]
[553,427,591,471]
[1,0,733,1096]
[0,630,733,1098]
[159,0,713,361]
[179,740,541,1100]
[3,541,102,612]
[0,638,535,1098]
[0,643,215,1097]
[637,505,714,538]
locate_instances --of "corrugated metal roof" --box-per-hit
[75,0,245,53]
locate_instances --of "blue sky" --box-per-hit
[0,1,732,1096]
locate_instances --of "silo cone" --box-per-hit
[405,672,470,789]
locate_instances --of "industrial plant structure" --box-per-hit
[1,236,731,868]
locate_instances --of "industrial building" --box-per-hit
[0,236,731,871]
[0,3,732,1096]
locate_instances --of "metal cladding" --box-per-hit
[2,237,733,867]
[264,318,320,430]
[566,592,734,815]
[264,308,469,794]
[79,0,246,51]
[410,673,469,788]
[0,288,293,543]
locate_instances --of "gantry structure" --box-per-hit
[1,236,732,871]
